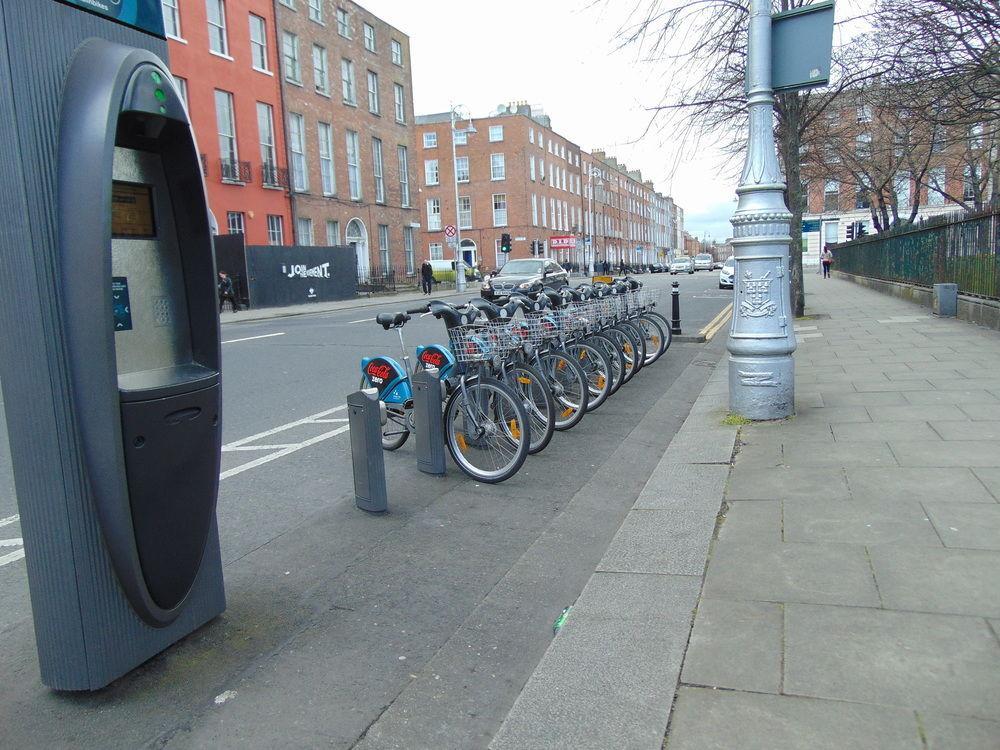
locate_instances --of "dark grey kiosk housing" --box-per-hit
[0,0,225,690]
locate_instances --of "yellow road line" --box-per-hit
[700,303,734,341]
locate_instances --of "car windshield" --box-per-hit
[723,257,735,269]
[696,254,712,261]
[498,260,544,275]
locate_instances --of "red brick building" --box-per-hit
[165,0,293,246]
[273,0,419,276]
[415,104,588,273]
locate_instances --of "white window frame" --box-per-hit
[393,83,406,123]
[404,227,415,274]
[454,130,467,146]
[307,0,322,23]
[372,137,385,203]
[424,159,439,186]
[282,31,300,84]
[529,155,535,181]
[528,127,534,144]
[226,211,244,234]
[423,132,437,148]
[364,23,376,52]
[346,130,362,200]
[488,125,504,142]
[341,58,356,105]
[312,45,328,95]
[427,199,442,231]
[894,171,911,207]
[429,242,444,261]
[490,153,505,181]
[214,89,238,166]
[336,7,350,38]
[163,0,182,39]
[455,156,470,183]
[398,145,410,207]
[492,193,507,227]
[249,14,269,72]
[531,194,538,226]
[288,113,308,192]
[378,224,390,267]
[926,166,946,206]
[367,70,380,114]
[391,39,403,66]
[206,0,229,57]
[257,101,277,177]
[318,121,336,196]
[458,196,472,229]
[297,217,314,246]
[326,219,340,246]
[267,214,284,245]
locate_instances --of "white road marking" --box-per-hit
[223,444,298,452]
[0,549,25,567]
[798,332,824,339]
[0,538,22,547]
[309,418,350,424]
[221,425,351,480]
[876,316,931,324]
[349,318,374,324]
[794,325,818,332]
[223,405,347,449]
[222,332,286,345]
[0,514,18,528]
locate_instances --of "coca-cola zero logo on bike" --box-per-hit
[420,350,444,367]
[366,360,394,385]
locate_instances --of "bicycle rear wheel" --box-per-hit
[565,341,612,412]
[590,332,625,395]
[360,376,409,450]
[443,376,530,483]
[642,310,674,351]
[504,362,555,454]
[538,350,589,430]
[636,314,667,365]
[619,321,647,373]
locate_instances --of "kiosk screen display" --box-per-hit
[112,181,156,238]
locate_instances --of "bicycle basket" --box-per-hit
[447,325,495,362]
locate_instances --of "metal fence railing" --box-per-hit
[358,264,414,294]
[832,208,1000,300]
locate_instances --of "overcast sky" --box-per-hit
[360,0,740,243]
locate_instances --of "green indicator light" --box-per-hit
[150,70,162,84]
[159,105,167,114]
[154,88,167,102]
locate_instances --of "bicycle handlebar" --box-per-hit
[406,304,430,315]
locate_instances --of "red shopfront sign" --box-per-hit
[549,235,577,250]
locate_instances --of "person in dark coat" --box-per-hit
[218,271,240,312]
[419,260,434,295]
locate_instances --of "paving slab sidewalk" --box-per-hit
[492,277,1000,749]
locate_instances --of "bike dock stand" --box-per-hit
[347,388,388,513]
[413,367,446,476]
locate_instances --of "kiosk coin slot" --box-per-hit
[58,39,222,628]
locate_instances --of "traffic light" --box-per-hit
[856,223,867,238]
[846,223,855,241]
[529,240,539,256]
[501,233,512,253]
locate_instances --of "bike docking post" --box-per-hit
[347,388,388,513]
[413,366,447,476]
[670,281,682,335]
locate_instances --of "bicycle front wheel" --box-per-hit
[504,362,556,455]
[539,350,589,431]
[565,341,613,412]
[443,376,530,483]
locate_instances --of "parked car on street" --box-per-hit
[694,253,714,271]
[719,256,735,289]
[481,257,569,301]
[670,257,695,274]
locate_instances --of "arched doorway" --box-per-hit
[346,218,369,279]
[460,238,477,273]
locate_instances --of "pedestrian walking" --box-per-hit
[821,248,833,279]
[218,271,240,312]
[419,259,434,295]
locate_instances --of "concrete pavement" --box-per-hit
[492,276,1000,749]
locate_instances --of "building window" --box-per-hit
[424,159,439,186]
[541,195,547,227]
[455,156,470,183]
[326,220,340,245]
[372,138,385,203]
[341,58,356,105]
[248,14,268,71]
[927,166,946,206]
[423,132,437,148]
[313,45,328,94]
[489,125,504,142]
[529,155,535,181]
[307,0,322,23]
[318,122,335,195]
[278,0,294,6]
[214,90,238,172]
[458,196,472,229]
[490,153,506,181]
[206,0,228,56]
[226,211,244,234]
[855,188,870,210]
[539,160,545,181]
[282,32,300,84]
[257,102,277,182]
[173,75,188,109]
[404,227,415,274]
[393,84,405,123]
[391,39,403,66]
[528,127,534,144]
[963,166,977,201]
[894,172,910,207]
[427,199,441,231]
[492,194,507,226]
[823,180,839,212]
[364,23,376,52]
[367,70,380,114]
[346,130,361,200]
[397,145,410,207]
[336,7,350,37]
[969,124,985,150]
[454,129,467,145]
[297,217,314,245]
[162,0,181,38]
[267,215,284,245]
[288,113,308,192]
[531,194,538,226]
[429,242,443,261]
[378,224,390,267]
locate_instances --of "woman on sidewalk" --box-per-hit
[821,248,833,279]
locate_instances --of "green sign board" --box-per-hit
[771,1,834,92]
[802,219,822,233]
[56,0,165,37]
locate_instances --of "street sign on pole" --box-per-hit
[770,1,835,92]
[446,236,458,248]
[444,225,457,238]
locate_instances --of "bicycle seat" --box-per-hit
[540,288,567,308]
[624,277,642,291]
[508,292,545,313]
[428,299,478,328]
[563,285,589,302]
[468,298,519,321]
[375,312,410,330]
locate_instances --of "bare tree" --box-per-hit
[615,0,874,316]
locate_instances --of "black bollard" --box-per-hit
[670,281,682,335]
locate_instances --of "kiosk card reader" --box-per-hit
[58,39,222,628]
[0,0,226,690]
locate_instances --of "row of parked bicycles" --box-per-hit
[358,277,673,483]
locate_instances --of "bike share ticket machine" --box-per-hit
[0,1,225,689]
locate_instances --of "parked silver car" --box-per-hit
[670,257,694,274]
[719,256,735,289]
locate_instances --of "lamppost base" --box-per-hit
[728,354,794,421]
